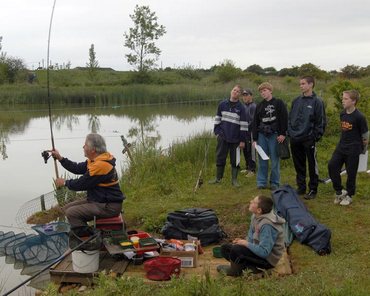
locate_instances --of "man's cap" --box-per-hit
[242,89,253,96]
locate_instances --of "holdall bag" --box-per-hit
[278,137,291,160]
[272,184,331,255]
[144,257,181,281]
[161,208,226,246]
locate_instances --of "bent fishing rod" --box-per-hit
[2,232,100,296]
[42,0,59,179]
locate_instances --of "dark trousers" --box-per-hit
[243,133,256,171]
[291,139,319,192]
[63,199,122,228]
[328,149,360,196]
[216,137,239,168]
[220,243,273,272]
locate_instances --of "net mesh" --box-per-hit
[15,188,79,228]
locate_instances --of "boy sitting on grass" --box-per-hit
[217,195,285,276]
[328,90,368,206]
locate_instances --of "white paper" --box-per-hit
[358,151,368,172]
[256,145,269,160]
[236,147,240,166]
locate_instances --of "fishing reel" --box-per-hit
[41,150,51,164]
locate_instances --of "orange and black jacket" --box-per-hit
[60,152,125,203]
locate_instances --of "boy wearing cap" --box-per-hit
[241,89,257,177]
[251,82,288,190]
[209,85,248,187]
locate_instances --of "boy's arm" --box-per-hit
[362,131,369,153]
[247,224,278,259]
[313,99,326,141]
[214,102,223,137]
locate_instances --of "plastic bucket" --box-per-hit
[72,249,99,273]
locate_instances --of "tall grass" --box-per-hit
[3,69,364,107]
[40,129,370,295]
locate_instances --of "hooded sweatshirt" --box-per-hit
[247,211,285,266]
[61,152,125,203]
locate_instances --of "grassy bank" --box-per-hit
[42,132,370,295]
[2,69,370,106]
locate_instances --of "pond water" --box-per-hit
[0,102,215,294]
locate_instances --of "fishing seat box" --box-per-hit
[160,240,199,268]
[95,214,124,232]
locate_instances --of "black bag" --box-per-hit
[272,185,331,255]
[278,137,290,160]
[161,208,226,246]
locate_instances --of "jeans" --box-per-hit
[256,132,280,188]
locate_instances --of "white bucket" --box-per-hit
[72,249,100,273]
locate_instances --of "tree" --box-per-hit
[263,66,277,76]
[298,63,326,79]
[215,59,242,82]
[245,64,264,75]
[124,5,166,73]
[278,66,299,77]
[86,44,99,80]
[340,64,361,79]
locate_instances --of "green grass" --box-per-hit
[2,69,370,108]
[41,131,370,295]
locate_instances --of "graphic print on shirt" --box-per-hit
[341,121,353,131]
[262,104,276,123]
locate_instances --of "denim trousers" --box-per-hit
[256,132,280,187]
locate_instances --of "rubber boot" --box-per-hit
[231,167,240,187]
[209,166,225,184]
[217,261,243,276]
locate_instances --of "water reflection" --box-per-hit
[0,130,8,160]
[88,114,101,133]
[128,116,161,149]
[53,114,80,131]
[0,102,215,160]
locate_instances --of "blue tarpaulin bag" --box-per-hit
[272,185,331,255]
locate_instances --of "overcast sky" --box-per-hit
[1,0,369,71]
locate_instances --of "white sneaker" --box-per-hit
[245,171,255,177]
[240,169,248,173]
[339,195,352,206]
[334,189,348,204]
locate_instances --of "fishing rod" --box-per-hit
[42,0,59,179]
[2,231,99,296]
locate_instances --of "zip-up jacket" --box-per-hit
[288,92,326,142]
[61,152,125,203]
[213,99,248,143]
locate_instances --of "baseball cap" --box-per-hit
[242,89,253,96]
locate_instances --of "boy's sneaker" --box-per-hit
[339,195,352,206]
[240,169,248,173]
[304,190,317,200]
[245,171,255,177]
[334,189,348,204]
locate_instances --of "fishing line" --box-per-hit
[46,0,59,179]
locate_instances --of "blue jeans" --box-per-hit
[256,133,280,188]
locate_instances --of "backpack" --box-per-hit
[272,185,331,255]
[161,208,226,246]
